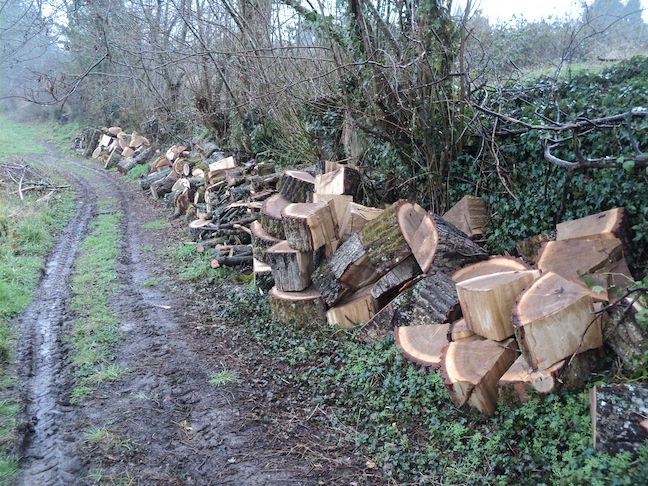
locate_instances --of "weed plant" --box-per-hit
[220,282,648,484]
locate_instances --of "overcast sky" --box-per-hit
[462,0,648,23]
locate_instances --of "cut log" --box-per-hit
[84,129,101,158]
[456,270,541,341]
[166,144,187,161]
[117,145,156,174]
[311,233,379,307]
[250,221,282,264]
[359,272,460,343]
[99,134,112,147]
[311,193,353,227]
[498,351,598,405]
[313,166,361,196]
[269,286,327,327]
[370,255,422,302]
[281,202,338,251]
[451,256,531,283]
[442,195,488,239]
[446,318,477,342]
[441,337,518,414]
[326,286,378,328]
[150,171,180,199]
[395,324,451,369]
[359,200,422,274]
[140,167,172,191]
[536,238,623,300]
[604,296,647,372]
[590,384,648,455]
[513,272,602,371]
[277,169,315,203]
[208,155,236,172]
[338,202,383,241]
[265,240,313,292]
[259,193,290,239]
[406,212,489,274]
[91,146,102,159]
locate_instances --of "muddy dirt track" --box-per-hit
[12,151,364,485]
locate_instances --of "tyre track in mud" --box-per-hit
[15,154,317,485]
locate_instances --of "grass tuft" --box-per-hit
[209,370,239,387]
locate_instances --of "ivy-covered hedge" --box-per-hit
[449,56,648,273]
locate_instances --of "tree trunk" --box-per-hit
[140,168,172,191]
[277,169,315,203]
[117,145,156,175]
[395,324,451,369]
[259,193,290,239]
[265,240,313,292]
[450,256,531,283]
[281,202,338,251]
[269,286,327,327]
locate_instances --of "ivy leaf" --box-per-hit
[622,160,635,172]
[590,285,605,294]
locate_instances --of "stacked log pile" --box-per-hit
[80,129,645,417]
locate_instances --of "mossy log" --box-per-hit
[269,286,327,327]
[265,240,313,292]
[250,220,281,264]
[259,193,290,239]
[441,337,519,415]
[117,145,155,174]
[312,233,379,307]
[140,167,172,191]
[277,169,315,203]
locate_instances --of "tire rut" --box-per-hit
[14,154,317,485]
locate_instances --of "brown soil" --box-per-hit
[12,150,370,485]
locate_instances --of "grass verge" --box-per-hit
[68,204,126,403]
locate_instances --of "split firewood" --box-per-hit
[556,208,633,265]
[513,271,603,371]
[326,286,378,328]
[311,193,353,227]
[265,240,313,292]
[312,233,379,307]
[277,169,315,203]
[281,201,338,252]
[250,221,282,264]
[269,286,327,327]
[166,144,188,161]
[313,166,361,195]
[456,270,541,341]
[451,256,531,283]
[359,271,460,343]
[442,195,488,239]
[208,155,236,172]
[498,350,599,405]
[441,337,519,415]
[259,193,291,239]
[130,135,149,149]
[536,238,623,300]
[173,187,190,217]
[117,145,155,174]
[338,202,383,241]
[395,324,451,369]
[151,156,172,172]
[99,134,113,147]
[140,167,172,191]
[590,383,648,455]
[370,255,422,302]
[321,160,346,173]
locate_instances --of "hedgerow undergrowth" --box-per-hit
[221,283,648,484]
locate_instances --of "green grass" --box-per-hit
[125,163,149,180]
[141,219,167,230]
[0,118,47,155]
[68,210,126,402]
[209,369,239,387]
